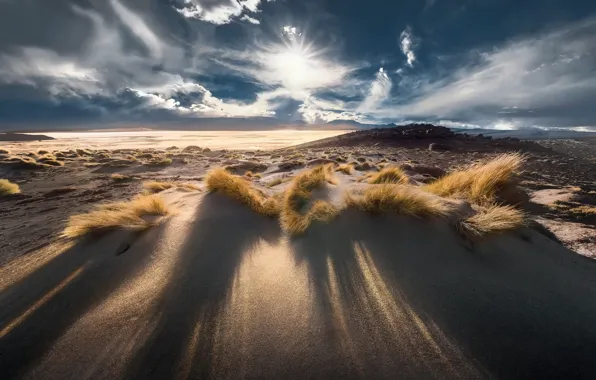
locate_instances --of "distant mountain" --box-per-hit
[326,119,394,129]
[0,132,54,141]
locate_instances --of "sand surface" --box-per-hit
[2,191,596,379]
[2,127,596,379]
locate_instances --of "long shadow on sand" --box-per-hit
[0,227,169,380]
[123,193,281,380]
[292,209,596,379]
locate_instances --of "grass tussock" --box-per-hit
[0,149,10,154]
[62,194,170,238]
[244,171,262,179]
[423,154,524,204]
[368,167,408,184]
[346,184,454,218]
[280,165,339,235]
[37,156,64,166]
[3,156,50,169]
[335,163,353,175]
[143,181,200,194]
[76,148,92,156]
[0,179,20,195]
[458,204,525,238]
[206,168,280,216]
[111,173,133,182]
[145,157,173,166]
[570,205,596,215]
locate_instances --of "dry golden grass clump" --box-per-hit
[37,150,49,155]
[145,157,173,166]
[3,156,49,169]
[76,148,92,156]
[346,184,454,218]
[423,154,524,204]
[143,181,199,193]
[280,165,340,235]
[244,171,262,179]
[206,168,280,216]
[457,204,525,238]
[0,179,20,195]
[569,205,596,215]
[62,194,170,238]
[0,149,10,155]
[266,178,284,187]
[335,163,353,175]
[37,155,64,166]
[111,173,133,182]
[368,167,408,184]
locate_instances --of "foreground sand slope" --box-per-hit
[1,191,596,380]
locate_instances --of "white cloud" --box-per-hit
[374,18,596,127]
[109,0,163,60]
[358,67,392,111]
[0,47,100,96]
[176,0,272,25]
[400,28,416,67]
[240,14,260,24]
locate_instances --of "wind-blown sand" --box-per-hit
[2,125,596,379]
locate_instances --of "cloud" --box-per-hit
[0,0,277,120]
[400,27,416,67]
[240,14,260,24]
[176,0,272,25]
[211,26,357,96]
[376,18,596,128]
[108,0,163,60]
[358,67,392,112]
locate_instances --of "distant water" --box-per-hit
[21,129,351,151]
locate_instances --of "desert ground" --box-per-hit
[1,124,596,379]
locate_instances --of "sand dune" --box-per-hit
[2,188,596,379]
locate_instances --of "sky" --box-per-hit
[1,0,596,131]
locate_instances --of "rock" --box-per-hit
[429,143,451,151]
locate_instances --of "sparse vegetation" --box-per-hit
[569,205,596,215]
[145,157,173,166]
[2,156,49,169]
[143,181,200,193]
[76,148,92,156]
[62,194,170,238]
[368,167,408,184]
[206,168,280,216]
[280,165,339,235]
[266,178,284,187]
[0,179,20,195]
[423,154,524,204]
[458,204,525,238]
[244,171,262,179]
[345,184,454,218]
[335,163,353,175]
[111,173,133,182]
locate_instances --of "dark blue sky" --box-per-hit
[1,0,595,130]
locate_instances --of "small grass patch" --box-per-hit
[569,205,596,215]
[458,204,525,238]
[62,194,170,238]
[280,165,339,235]
[345,184,454,218]
[335,163,353,175]
[76,149,92,156]
[206,168,280,216]
[145,157,173,166]
[423,154,524,204]
[0,149,10,154]
[143,181,201,194]
[0,179,20,195]
[111,173,133,182]
[368,167,408,184]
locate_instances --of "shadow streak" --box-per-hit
[124,193,281,380]
[0,227,167,380]
[293,210,596,379]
